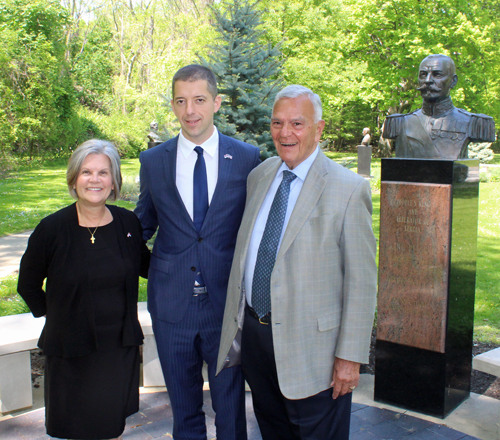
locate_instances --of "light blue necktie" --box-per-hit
[252,170,297,318]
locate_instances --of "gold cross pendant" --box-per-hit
[90,235,95,244]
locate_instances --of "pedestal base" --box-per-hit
[375,158,479,418]
[375,340,471,418]
[357,145,372,177]
[148,141,163,149]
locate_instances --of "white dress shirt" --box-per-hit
[245,147,319,306]
[176,127,219,221]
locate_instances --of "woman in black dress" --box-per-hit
[18,139,150,440]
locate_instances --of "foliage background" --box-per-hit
[1,0,500,167]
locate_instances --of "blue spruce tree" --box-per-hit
[468,142,494,163]
[199,0,283,158]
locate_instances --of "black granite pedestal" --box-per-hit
[375,158,480,418]
[357,145,372,177]
[148,141,163,149]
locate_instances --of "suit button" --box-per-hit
[198,237,203,243]
[191,267,196,271]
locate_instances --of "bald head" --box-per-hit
[420,54,456,75]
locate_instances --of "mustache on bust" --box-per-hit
[416,85,442,92]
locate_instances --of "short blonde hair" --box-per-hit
[67,139,122,201]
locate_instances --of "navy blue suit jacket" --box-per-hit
[135,132,260,323]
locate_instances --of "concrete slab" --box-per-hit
[0,313,44,356]
[0,351,32,413]
[474,347,500,377]
[0,313,45,414]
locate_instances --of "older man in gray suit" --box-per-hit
[217,85,377,439]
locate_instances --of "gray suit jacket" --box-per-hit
[217,151,377,399]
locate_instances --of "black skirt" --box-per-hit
[44,346,140,439]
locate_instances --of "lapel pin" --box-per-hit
[224,154,233,159]
[127,232,132,238]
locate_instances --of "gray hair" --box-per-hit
[274,85,323,123]
[67,139,122,201]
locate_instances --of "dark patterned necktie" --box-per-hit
[252,171,297,318]
[193,146,208,286]
[193,146,208,232]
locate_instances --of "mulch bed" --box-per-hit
[30,332,499,400]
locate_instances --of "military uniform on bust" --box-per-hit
[384,96,495,159]
[383,54,495,160]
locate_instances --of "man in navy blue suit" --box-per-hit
[135,65,260,440]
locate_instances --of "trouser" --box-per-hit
[241,306,351,440]
[152,293,247,440]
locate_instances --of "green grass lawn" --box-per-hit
[0,274,28,316]
[475,182,500,342]
[0,159,139,237]
[0,155,498,343]
[489,154,500,165]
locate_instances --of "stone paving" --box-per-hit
[0,230,31,278]
[0,390,481,440]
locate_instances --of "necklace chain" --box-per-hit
[87,225,99,244]
[77,203,106,244]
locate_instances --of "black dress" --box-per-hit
[44,221,140,440]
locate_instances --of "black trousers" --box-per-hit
[241,307,351,440]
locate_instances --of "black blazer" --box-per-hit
[17,203,150,358]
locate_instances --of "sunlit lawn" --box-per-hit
[0,155,498,343]
[475,181,500,343]
[0,159,139,237]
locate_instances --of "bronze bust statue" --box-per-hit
[361,127,371,146]
[383,54,495,159]
[147,121,162,143]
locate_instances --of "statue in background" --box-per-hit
[147,121,162,143]
[383,54,495,159]
[361,127,371,146]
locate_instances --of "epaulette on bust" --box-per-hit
[467,111,496,141]
[457,108,494,121]
[383,113,413,138]
[456,108,472,117]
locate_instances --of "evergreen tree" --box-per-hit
[199,0,283,158]
[468,142,495,163]
[467,142,495,163]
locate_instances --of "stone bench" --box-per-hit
[0,302,164,414]
[473,347,500,377]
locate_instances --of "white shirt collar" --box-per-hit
[277,145,319,181]
[178,126,219,159]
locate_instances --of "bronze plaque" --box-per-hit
[377,182,452,353]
